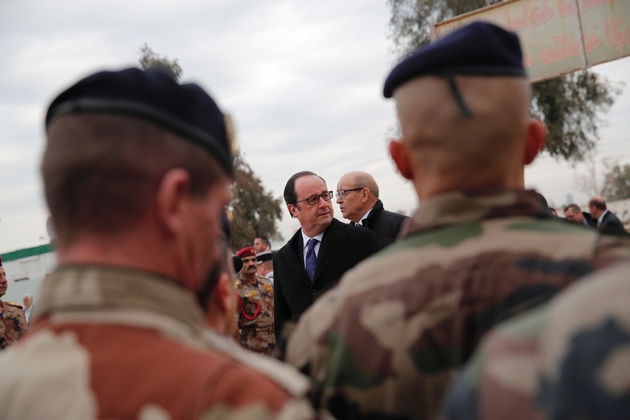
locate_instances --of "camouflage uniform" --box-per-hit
[0,300,26,349]
[286,189,630,420]
[441,262,630,420]
[0,265,314,420]
[236,274,275,355]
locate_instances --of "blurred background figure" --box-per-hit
[256,250,274,283]
[0,256,27,349]
[234,246,275,356]
[253,236,271,254]
[589,195,629,236]
[563,203,596,227]
[21,293,34,324]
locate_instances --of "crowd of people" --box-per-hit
[0,21,629,420]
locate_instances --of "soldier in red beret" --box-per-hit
[235,246,275,355]
[0,256,27,349]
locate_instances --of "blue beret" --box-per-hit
[383,22,526,98]
[46,68,234,175]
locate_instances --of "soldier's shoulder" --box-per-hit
[6,301,23,309]
[203,329,310,398]
[258,277,274,292]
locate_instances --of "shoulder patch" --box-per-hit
[6,302,23,309]
[263,284,273,292]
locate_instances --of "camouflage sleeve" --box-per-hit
[443,261,630,420]
[440,306,548,420]
[536,262,630,420]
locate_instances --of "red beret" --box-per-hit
[236,247,256,259]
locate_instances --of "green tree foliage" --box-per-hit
[229,155,284,250]
[138,44,182,82]
[387,0,621,162]
[604,163,630,201]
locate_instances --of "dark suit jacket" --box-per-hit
[599,210,629,237]
[583,212,598,228]
[273,218,381,339]
[362,199,409,248]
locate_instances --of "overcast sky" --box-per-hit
[1,0,629,253]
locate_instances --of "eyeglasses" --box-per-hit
[297,191,334,206]
[335,188,364,199]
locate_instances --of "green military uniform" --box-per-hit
[286,189,630,420]
[0,300,27,350]
[441,261,630,420]
[236,274,275,355]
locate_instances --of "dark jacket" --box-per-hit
[273,218,381,339]
[598,210,629,237]
[583,211,598,228]
[362,199,409,248]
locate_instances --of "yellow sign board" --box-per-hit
[432,0,630,82]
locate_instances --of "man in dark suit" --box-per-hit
[589,196,629,236]
[563,203,597,228]
[273,171,381,340]
[336,171,408,248]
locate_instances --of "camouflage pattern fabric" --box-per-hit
[236,275,276,355]
[0,265,314,420]
[0,300,26,349]
[285,189,630,420]
[441,262,630,420]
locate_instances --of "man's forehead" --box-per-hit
[337,174,354,188]
[296,176,327,195]
[242,256,257,262]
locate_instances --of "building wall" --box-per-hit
[1,244,56,304]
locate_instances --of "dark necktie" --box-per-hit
[305,238,318,282]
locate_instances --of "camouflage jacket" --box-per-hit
[0,265,314,420]
[285,189,630,420]
[441,262,630,420]
[236,275,276,355]
[0,300,26,349]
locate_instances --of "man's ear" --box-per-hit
[287,204,298,219]
[361,188,370,203]
[389,139,413,180]
[155,168,192,236]
[524,119,547,165]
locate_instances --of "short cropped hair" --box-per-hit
[283,171,325,217]
[255,236,269,246]
[42,113,227,244]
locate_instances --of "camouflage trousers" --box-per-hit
[240,326,276,356]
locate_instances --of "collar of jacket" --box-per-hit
[35,264,205,333]
[400,189,550,238]
[362,199,384,229]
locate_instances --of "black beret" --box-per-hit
[257,251,274,263]
[383,22,526,98]
[46,68,234,175]
[232,255,243,274]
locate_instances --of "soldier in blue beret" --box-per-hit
[285,22,630,420]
